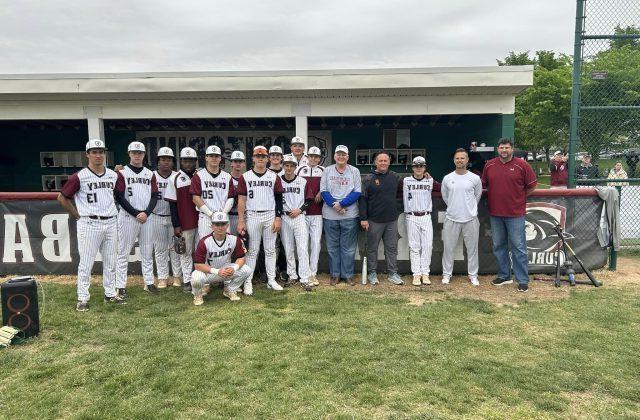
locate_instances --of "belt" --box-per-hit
[153,213,171,217]
[88,215,115,220]
[284,211,304,216]
[248,210,272,213]
[406,212,430,216]
[229,212,238,215]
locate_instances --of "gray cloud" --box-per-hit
[0,0,576,73]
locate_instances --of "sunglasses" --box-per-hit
[254,155,268,158]
[212,222,228,227]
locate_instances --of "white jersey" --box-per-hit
[284,153,309,168]
[153,170,177,216]
[296,164,324,178]
[268,167,284,177]
[237,169,284,211]
[193,233,246,269]
[60,167,118,217]
[280,175,309,212]
[403,176,434,213]
[190,169,234,213]
[117,166,156,210]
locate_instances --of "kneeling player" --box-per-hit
[191,212,251,306]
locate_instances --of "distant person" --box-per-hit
[481,138,537,292]
[607,162,629,187]
[549,151,568,189]
[575,153,599,185]
[625,150,638,178]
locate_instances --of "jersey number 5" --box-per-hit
[127,186,133,197]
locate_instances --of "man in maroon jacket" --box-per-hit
[549,151,568,189]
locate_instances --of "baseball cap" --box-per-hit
[179,147,197,159]
[335,145,349,154]
[85,139,105,151]
[291,136,305,145]
[128,141,146,152]
[308,146,321,156]
[253,146,268,156]
[210,211,229,224]
[205,145,222,156]
[583,153,592,158]
[412,156,426,166]
[230,151,245,161]
[283,155,297,165]
[269,145,283,155]
[553,150,562,156]
[157,147,174,158]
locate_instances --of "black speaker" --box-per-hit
[1,276,40,338]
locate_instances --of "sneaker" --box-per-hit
[104,295,127,305]
[300,282,313,292]
[492,278,513,286]
[243,279,253,296]
[388,272,404,285]
[76,301,89,312]
[157,279,167,289]
[284,278,298,288]
[441,275,450,285]
[182,282,192,293]
[117,288,128,300]
[193,293,204,306]
[310,276,320,286]
[144,284,159,294]
[367,272,379,285]
[470,276,480,287]
[173,278,182,287]
[223,289,241,301]
[330,276,338,286]
[347,277,355,286]
[517,283,529,292]
[267,279,283,291]
[412,275,422,286]
[422,274,431,285]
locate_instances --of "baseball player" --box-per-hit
[57,139,126,311]
[280,155,314,291]
[295,146,324,286]
[236,145,285,294]
[114,141,159,298]
[284,136,309,168]
[190,145,235,240]
[441,148,483,286]
[268,145,284,175]
[228,150,246,234]
[151,147,182,288]
[403,156,435,286]
[191,212,252,306]
[164,147,200,292]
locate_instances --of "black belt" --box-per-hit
[406,212,430,216]
[249,210,271,213]
[153,213,171,217]
[88,215,115,220]
[229,212,238,215]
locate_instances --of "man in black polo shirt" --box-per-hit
[359,152,403,285]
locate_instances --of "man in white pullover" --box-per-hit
[441,148,483,286]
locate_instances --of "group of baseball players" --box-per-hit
[58,137,488,312]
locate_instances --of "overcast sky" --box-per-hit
[0,0,577,74]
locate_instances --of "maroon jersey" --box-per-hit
[193,233,246,268]
[296,165,324,216]
[164,170,199,230]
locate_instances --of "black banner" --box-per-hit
[0,194,607,276]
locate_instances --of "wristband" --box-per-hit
[209,267,219,276]
[201,204,213,217]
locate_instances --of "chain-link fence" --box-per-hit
[569,0,640,254]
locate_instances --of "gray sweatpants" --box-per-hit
[366,220,398,274]
[441,217,480,277]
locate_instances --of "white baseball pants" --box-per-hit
[76,216,118,301]
[197,213,213,241]
[442,217,480,277]
[115,211,155,287]
[305,215,323,277]
[406,214,434,276]
[281,214,311,283]
[244,210,277,283]
[179,228,198,284]
[191,264,251,296]
[150,214,182,280]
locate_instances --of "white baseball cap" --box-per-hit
[335,145,349,154]
[180,147,197,159]
[553,150,562,156]
[230,151,245,161]
[128,141,146,152]
[283,155,297,165]
[291,136,305,145]
[308,146,321,156]
[269,145,283,155]
[205,145,222,156]
[85,139,105,151]
[210,211,229,224]
[412,156,426,166]
[157,147,174,158]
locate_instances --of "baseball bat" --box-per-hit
[361,236,368,285]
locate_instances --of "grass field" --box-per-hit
[1,260,639,419]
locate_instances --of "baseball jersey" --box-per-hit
[193,233,246,268]
[268,167,284,177]
[189,169,235,213]
[115,165,158,210]
[164,170,199,230]
[280,175,313,212]
[229,175,241,214]
[319,164,362,220]
[296,165,324,216]
[153,170,177,216]
[236,169,284,211]
[60,167,118,217]
[284,153,309,168]
[403,176,435,213]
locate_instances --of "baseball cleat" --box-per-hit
[182,282,192,293]
[243,279,253,296]
[310,276,320,286]
[470,276,480,287]
[193,294,204,306]
[117,288,128,300]
[223,289,241,301]
[76,301,89,312]
[157,279,167,289]
[300,282,313,292]
[267,279,284,291]
[104,294,127,305]
[441,275,450,285]
[422,274,431,285]
[144,284,159,294]
[173,278,182,287]
[412,275,422,286]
